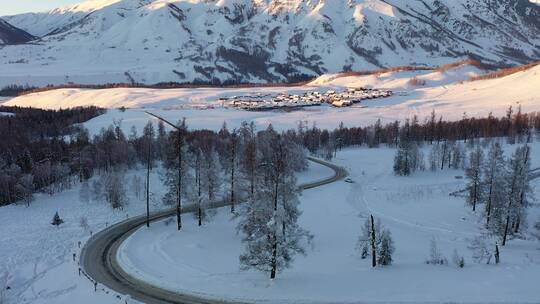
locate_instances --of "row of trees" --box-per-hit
[149,118,311,279]
[0,106,104,206]
[3,105,539,207]
[306,107,539,159]
[465,143,533,245]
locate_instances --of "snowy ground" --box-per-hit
[117,141,540,303]
[0,168,171,304]
[3,63,540,136]
[0,161,335,304]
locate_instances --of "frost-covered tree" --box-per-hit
[15,174,34,207]
[91,179,103,202]
[51,211,64,226]
[469,236,495,264]
[357,216,381,260]
[426,237,447,265]
[104,171,127,209]
[452,249,465,268]
[450,142,466,170]
[465,146,483,211]
[222,131,241,213]
[132,175,143,201]
[482,143,506,231]
[377,229,395,266]
[238,131,311,279]
[428,144,440,171]
[357,215,394,267]
[240,136,258,198]
[79,180,90,204]
[161,123,190,230]
[199,147,221,223]
[502,145,532,245]
[204,149,222,205]
[394,139,423,176]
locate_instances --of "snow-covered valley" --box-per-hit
[1,0,540,301]
[3,62,540,136]
[2,141,540,303]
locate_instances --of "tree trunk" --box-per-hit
[495,244,500,264]
[370,215,377,268]
[502,215,510,246]
[486,181,493,226]
[230,137,236,213]
[176,132,182,231]
[472,182,477,212]
[146,144,151,228]
[270,238,277,279]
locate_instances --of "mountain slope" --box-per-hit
[0,18,35,45]
[1,0,539,86]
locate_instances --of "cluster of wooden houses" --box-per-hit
[222,88,393,111]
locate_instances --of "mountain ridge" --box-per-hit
[1,0,539,87]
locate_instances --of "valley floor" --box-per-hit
[1,142,540,303]
[118,143,540,303]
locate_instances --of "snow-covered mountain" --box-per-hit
[1,0,539,86]
[0,18,35,45]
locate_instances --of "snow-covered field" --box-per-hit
[0,169,170,304]
[0,160,336,304]
[4,63,539,136]
[116,141,540,303]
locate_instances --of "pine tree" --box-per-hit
[238,132,311,279]
[377,229,394,266]
[482,143,506,231]
[502,145,532,245]
[394,139,423,176]
[104,171,127,209]
[51,212,64,226]
[357,216,381,260]
[161,124,191,230]
[357,216,394,267]
[200,148,221,222]
[465,146,483,211]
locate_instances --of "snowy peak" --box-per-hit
[0,0,539,86]
[0,18,35,45]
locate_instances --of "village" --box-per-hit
[222,87,393,111]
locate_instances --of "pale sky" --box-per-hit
[0,0,81,16]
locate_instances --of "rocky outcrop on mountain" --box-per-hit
[1,0,539,86]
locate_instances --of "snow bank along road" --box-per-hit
[80,157,347,304]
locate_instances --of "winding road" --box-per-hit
[80,157,347,304]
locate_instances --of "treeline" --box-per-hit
[2,105,540,207]
[80,118,312,279]
[303,107,540,160]
[465,143,532,246]
[470,60,540,82]
[0,106,104,205]
[0,84,39,97]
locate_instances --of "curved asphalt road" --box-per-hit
[80,157,348,304]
